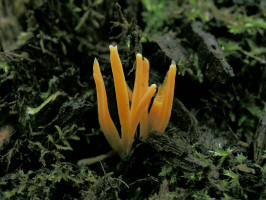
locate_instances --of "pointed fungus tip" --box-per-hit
[170,63,177,72]
[109,45,117,51]
[136,53,142,59]
[93,58,99,67]
[150,84,157,90]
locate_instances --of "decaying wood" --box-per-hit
[254,103,266,164]
[186,21,234,84]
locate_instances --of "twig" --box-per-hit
[77,150,116,166]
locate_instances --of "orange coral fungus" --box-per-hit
[93,45,176,158]
[93,45,156,158]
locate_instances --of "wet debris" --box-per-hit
[187,21,234,84]
[154,32,190,67]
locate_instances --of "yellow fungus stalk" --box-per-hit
[148,62,177,134]
[139,58,150,140]
[93,58,122,154]
[109,45,130,141]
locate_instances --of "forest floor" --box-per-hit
[0,0,266,199]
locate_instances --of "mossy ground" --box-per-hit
[0,0,265,199]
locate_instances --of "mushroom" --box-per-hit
[93,45,176,158]
[93,45,156,158]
